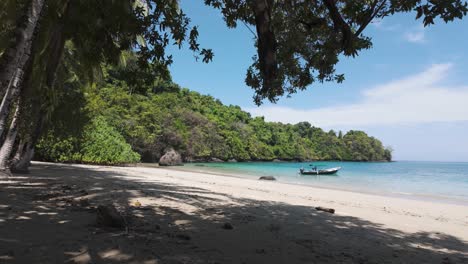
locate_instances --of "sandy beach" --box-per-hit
[1,162,467,264]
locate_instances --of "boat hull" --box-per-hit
[300,167,341,175]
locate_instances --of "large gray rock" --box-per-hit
[159,149,183,166]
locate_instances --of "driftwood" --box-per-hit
[259,176,276,181]
[315,206,335,214]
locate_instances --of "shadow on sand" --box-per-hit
[0,163,467,264]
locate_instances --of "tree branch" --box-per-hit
[322,0,354,55]
[355,0,387,37]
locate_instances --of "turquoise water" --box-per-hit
[182,161,468,205]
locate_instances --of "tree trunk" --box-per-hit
[0,0,45,138]
[9,139,26,170]
[11,141,34,173]
[0,0,45,139]
[0,98,21,176]
[6,14,68,173]
[9,8,69,173]
[10,112,43,173]
[251,0,277,92]
[0,84,14,136]
[0,70,23,138]
[0,0,46,95]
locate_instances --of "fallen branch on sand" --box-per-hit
[315,206,335,214]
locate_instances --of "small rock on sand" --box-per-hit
[79,199,90,207]
[259,176,276,181]
[96,204,125,228]
[222,222,234,230]
[176,234,191,240]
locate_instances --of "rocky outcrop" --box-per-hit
[227,159,237,162]
[159,149,183,166]
[259,176,276,181]
[210,157,224,162]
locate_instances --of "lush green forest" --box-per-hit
[35,62,392,164]
[1,0,463,172]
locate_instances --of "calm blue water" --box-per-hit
[183,161,468,204]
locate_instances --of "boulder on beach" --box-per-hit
[159,149,183,166]
[259,176,276,181]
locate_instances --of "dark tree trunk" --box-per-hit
[8,14,68,173]
[9,140,26,169]
[251,0,278,92]
[0,0,45,139]
[0,0,46,95]
[11,141,34,173]
[10,112,43,173]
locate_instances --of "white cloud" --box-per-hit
[372,20,401,31]
[247,64,468,127]
[404,26,426,43]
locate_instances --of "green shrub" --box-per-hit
[36,116,140,165]
[80,116,140,164]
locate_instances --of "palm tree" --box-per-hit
[0,0,45,103]
[0,0,212,174]
[0,97,22,174]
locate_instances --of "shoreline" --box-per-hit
[126,164,468,233]
[158,164,468,207]
[30,161,468,206]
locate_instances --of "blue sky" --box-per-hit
[168,1,468,162]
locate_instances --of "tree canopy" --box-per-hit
[206,0,467,104]
[35,63,392,164]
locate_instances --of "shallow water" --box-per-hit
[181,161,468,205]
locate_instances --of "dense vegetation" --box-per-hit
[35,65,392,164]
[1,0,464,172]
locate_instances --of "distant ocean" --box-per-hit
[181,161,468,205]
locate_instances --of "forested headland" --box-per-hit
[35,58,392,164]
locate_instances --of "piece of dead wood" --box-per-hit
[315,206,335,214]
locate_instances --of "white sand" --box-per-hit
[137,165,468,236]
[1,162,467,264]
